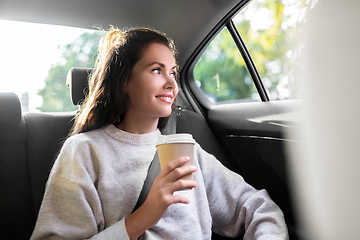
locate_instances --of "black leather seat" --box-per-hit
[0,93,34,239]
[24,111,75,220]
[0,92,75,240]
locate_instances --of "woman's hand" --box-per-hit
[143,156,197,219]
[125,156,197,240]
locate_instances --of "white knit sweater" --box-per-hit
[31,124,288,240]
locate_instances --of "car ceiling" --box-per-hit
[0,0,245,66]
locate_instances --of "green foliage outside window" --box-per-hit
[37,31,105,112]
[194,28,255,103]
[194,0,308,103]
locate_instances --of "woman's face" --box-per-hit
[125,43,178,121]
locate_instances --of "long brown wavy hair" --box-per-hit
[71,27,178,136]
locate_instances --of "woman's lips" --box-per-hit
[156,94,173,104]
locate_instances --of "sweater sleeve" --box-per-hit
[30,136,130,240]
[196,144,288,240]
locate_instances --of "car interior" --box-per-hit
[1,0,304,239]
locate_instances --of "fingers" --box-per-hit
[157,156,191,178]
[167,164,197,183]
[154,181,196,207]
[165,195,190,205]
[149,156,197,204]
[150,157,196,193]
[157,157,196,186]
[170,178,197,192]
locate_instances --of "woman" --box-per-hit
[31,27,288,240]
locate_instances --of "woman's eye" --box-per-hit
[152,68,161,74]
[170,72,176,78]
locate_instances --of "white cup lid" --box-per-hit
[156,133,195,146]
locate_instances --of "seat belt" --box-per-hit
[131,151,161,213]
[132,111,177,213]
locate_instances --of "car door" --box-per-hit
[178,0,303,239]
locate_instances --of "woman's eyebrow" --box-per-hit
[147,62,177,70]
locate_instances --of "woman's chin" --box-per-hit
[159,110,173,118]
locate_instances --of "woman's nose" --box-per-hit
[164,74,178,90]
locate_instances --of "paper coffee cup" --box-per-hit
[156,133,195,181]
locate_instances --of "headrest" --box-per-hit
[66,67,94,105]
[0,92,22,125]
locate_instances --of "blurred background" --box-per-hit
[287,1,360,239]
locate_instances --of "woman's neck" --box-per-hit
[116,116,159,134]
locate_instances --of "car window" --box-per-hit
[193,27,258,103]
[193,0,306,103]
[0,20,105,112]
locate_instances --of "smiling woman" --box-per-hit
[122,43,179,134]
[30,26,288,240]
[70,27,179,135]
